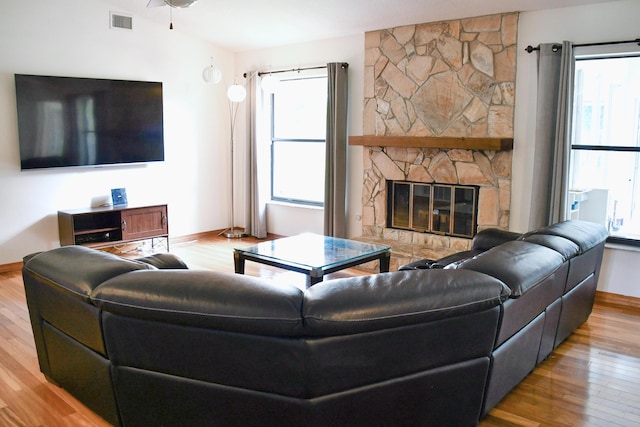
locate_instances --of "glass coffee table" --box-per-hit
[234,233,391,286]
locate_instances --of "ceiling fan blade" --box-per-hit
[146,0,166,7]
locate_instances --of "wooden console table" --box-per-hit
[58,204,169,250]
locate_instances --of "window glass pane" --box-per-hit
[453,187,475,237]
[391,182,411,229]
[573,56,640,147]
[273,77,327,140]
[272,141,325,204]
[412,184,431,231]
[271,75,327,205]
[570,150,640,239]
[432,185,451,233]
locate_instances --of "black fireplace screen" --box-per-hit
[388,181,478,238]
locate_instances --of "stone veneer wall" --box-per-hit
[360,13,517,270]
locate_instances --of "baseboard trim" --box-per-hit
[595,290,640,311]
[0,262,23,274]
[170,230,227,244]
[170,230,283,244]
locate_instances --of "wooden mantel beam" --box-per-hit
[348,135,514,151]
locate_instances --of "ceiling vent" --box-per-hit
[110,12,133,30]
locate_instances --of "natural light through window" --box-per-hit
[570,54,640,243]
[271,76,327,205]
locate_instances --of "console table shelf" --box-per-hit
[58,204,169,250]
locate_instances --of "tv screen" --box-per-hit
[14,74,164,170]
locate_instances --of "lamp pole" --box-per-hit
[223,83,247,238]
[203,61,247,238]
[223,94,246,238]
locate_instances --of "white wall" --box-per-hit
[0,0,234,264]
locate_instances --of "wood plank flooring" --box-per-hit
[1,234,639,426]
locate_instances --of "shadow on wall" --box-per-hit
[91,195,112,208]
[1,214,60,263]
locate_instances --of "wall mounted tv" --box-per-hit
[15,74,164,170]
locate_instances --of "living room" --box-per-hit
[1,1,640,425]
[2,0,639,297]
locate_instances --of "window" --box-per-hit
[271,76,327,205]
[569,51,640,244]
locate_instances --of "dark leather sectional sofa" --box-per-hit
[21,220,608,426]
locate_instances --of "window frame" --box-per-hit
[269,74,327,207]
[569,46,640,247]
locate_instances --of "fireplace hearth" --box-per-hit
[355,145,512,270]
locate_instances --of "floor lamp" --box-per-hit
[203,60,247,238]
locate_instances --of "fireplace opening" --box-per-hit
[387,181,479,238]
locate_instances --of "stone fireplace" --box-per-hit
[356,144,512,269]
[352,12,517,270]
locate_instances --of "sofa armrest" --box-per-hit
[398,259,441,271]
[135,253,189,269]
[23,246,155,300]
[399,229,522,271]
[472,228,522,251]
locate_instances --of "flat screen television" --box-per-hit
[15,74,164,170]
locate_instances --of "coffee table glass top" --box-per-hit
[235,233,390,271]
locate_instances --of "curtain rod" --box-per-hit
[525,38,640,53]
[243,63,348,78]
[242,65,326,79]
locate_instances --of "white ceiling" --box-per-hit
[104,0,614,52]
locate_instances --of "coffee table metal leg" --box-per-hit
[234,251,245,274]
[379,251,391,273]
[308,268,324,287]
[308,276,323,287]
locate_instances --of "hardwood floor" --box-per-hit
[1,234,639,426]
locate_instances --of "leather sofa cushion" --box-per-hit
[457,241,565,298]
[92,270,305,336]
[303,269,510,336]
[520,234,580,260]
[23,245,154,302]
[525,220,608,253]
[94,269,510,338]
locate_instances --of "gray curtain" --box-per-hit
[529,41,574,229]
[324,62,349,237]
[244,71,268,238]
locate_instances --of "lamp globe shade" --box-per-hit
[202,65,222,83]
[227,84,247,102]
